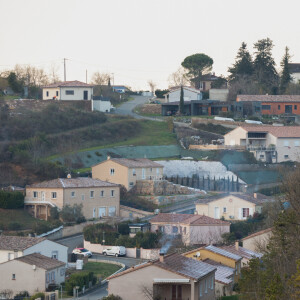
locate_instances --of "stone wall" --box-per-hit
[140,194,203,206]
[191,117,240,129]
[120,205,153,219]
[139,104,161,114]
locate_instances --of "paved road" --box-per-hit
[92,253,146,268]
[56,234,84,254]
[65,282,108,300]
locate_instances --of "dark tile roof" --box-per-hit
[27,177,118,189]
[43,80,93,88]
[219,245,262,260]
[203,258,234,284]
[108,158,163,168]
[204,245,242,261]
[0,236,45,251]
[16,253,65,270]
[237,94,300,102]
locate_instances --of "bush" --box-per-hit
[102,295,122,300]
[30,292,45,300]
[65,272,96,295]
[8,222,21,230]
[0,191,24,209]
[83,223,119,244]
[60,204,86,224]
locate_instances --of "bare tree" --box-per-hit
[92,72,111,86]
[0,289,13,299]
[148,80,156,95]
[168,67,189,87]
[49,63,60,83]
[141,285,161,300]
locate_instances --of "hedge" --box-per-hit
[0,191,24,209]
[65,272,97,295]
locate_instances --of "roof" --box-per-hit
[240,125,300,138]
[204,245,242,261]
[108,253,216,281]
[242,227,273,241]
[196,192,270,205]
[150,213,230,226]
[27,177,118,189]
[288,63,300,73]
[43,80,93,88]
[95,158,163,168]
[237,94,300,102]
[166,86,201,95]
[219,245,262,260]
[112,85,128,89]
[201,74,220,81]
[203,259,234,285]
[15,253,65,270]
[0,236,45,251]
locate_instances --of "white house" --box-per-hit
[165,86,202,103]
[0,236,68,264]
[92,97,113,113]
[42,80,93,100]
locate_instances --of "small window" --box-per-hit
[46,273,50,283]
[150,168,153,172]
[284,155,289,159]
[100,190,104,197]
[65,90,74,95]
[223,207,227,213]
[158,226,164,233]
[142,168,146,179]
[260,154,264,159]
[132,169,136,176]
[56,91,59,96]
[284,140,290,147]
[111,190,115,197]
[243,208,249,218]
[51,271,55,281]
[51,251,58,259]
[278,105,281,110]
[33,191,38,198]
[90,191,94,198]
[295,105,298,110]
[46,91,49,97]
[51,192,57,199]
[129,182,134,187]
[172,226,178,233]
[110,168,115,176]
[81,194,85,201]
[71,191,75,197]
[262,105,271,110]
[109,206,116,216]
[12,274,16,280]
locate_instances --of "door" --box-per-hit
[285,105,292,113]
[83,90,88,100]
[41,192,45,201]
[214,207,220,219]
[93,208,96,218]
[98,207,106,217]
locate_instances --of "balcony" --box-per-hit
[247,146,276,151]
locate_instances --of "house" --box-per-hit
[195,193,270,221]
[42,80,93,100]
[199,74,223,92]
[242,227,273,252]
[288,63,300,83]
[224,125,300,163]
[0,253,65,297]
[184,245,242,283]
[92,96,113,112]
[107,252,216,300]
[0,235,68,264]
[24,177,120,220]
[129,223,151,237]
[236,94,300,116]
[92,157,164,190]
[165,86,202,103]
[150,213,230,245]
[112,85,128,93]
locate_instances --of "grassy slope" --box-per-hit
[83,262,120,278]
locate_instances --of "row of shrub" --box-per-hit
[0,191,24,209]
[65,272,97,295]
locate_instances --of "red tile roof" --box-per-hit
[0,236,46,251]
[241,228,272,241]
[240,125,300,138]
[43,80,93,88]
[93,158,163,168]
[237,94,300,102]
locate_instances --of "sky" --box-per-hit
[0,0,300,90]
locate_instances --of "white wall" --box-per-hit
[209,89,229,101]
[60,87,93,100]
[224,127,247,146]
[92,99,112,112]
[42,88,60,100]
[0,250,23,264]
[166,88,201,103]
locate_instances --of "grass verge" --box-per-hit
[82,262,120,279]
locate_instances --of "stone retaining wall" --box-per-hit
[139,194,202,206]
[120,205,153,219]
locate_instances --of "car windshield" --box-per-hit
[80,249,88,252]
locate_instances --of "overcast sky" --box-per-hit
[1,0,300,90]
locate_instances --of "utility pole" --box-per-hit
[64,58,67,82]
[86,69,87,83]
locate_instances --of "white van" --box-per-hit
[103,246,126,257]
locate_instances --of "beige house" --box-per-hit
[107,252,216,300]
[195,193,270,221]
[242,228,273,252]
[25,177,120,220]
[42,80,93,100]
[0,253,65,297]
[92,157,164,190]
[150,213,230,245]
[224,125,300,163]
[0,236,68,264]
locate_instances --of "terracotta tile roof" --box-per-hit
[237,94,300,102]
[241,227,273,241]
[0,236,45,251]
[16,253,65,270]
[203,259,234,285]
[43,80,93,88]
[109,158,163,168]
[150,213,230,226]
[27,177,118,189]
[219,245,262,260]
[204,245,242,261]
[240,125,300,138]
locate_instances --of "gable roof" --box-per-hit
[242,227,272,241]
[108,253,216,281]
[43,80,93,88]
[237,94,300,102]
[219,245,262,260]
[0,236,45,251]
[150,213,230,226]
[27,177,118,189]
[240,125,300,138]
[94,158,163,169]
[15,253,65,270]
[203,259,234,285]
[204,245,242,261]
[166,86,201,95]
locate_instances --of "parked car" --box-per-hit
[72,248,92,257]
[103,246,126,257]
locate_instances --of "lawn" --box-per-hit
[82,262,120,279]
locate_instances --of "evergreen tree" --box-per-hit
[253,38,279,93]
[228,42,253,81]
[280,46,292,94]
[179,85,184,114]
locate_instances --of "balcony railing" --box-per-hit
[247,146,276,151]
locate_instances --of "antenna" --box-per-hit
[64,58,68,81]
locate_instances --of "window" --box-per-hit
[262,105,271,110]
[81,194,85,201]
[111,190,115,197]
[51,271,55,281]
[284,155,289,159]
[109,206,116,217]
[172,226,178,233]
[46,273,50,283]
[33,191,38,198]
[71,191,75,197]
[278,105,281,110]
[51,192,57,199]
[199,282,202,297]
[56,91,59,96]
[211,276,214,289]
[132,169,136,176]
[8,253,13,260]
[156,168,160,176]
[205,278,208,293]
[46,91,49,97]
[295,105,298,110]
[12,274,16,280]
[100,190,104,197]
[284,140,290,147]
[142,168,145,179]
[150,168,153,172]
[260,154,264,159]
[129,182,134,187]
[223,207,227,213]
[93,208,96,218]
[110,168,115,176]
[51,251,58,260]
[65,90,74,95]
[90,191,94,198]
[60,268,65,276]
[98,207,106,217]
[295,141,300,147]
[158,226,164,233]
[243,208,249,218]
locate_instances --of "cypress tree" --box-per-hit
[279,47,292,94]
[179,85,184,114]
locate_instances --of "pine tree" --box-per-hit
[280,46,292,94]
[179,85,184,114]
[228,42,253,82]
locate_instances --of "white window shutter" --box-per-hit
[249,208,254,216]
[239,208,243,220]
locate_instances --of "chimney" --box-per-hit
[159,252,164,263]
[235,241,239,251]
[253,193,257,199]
[107,155,111,160]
